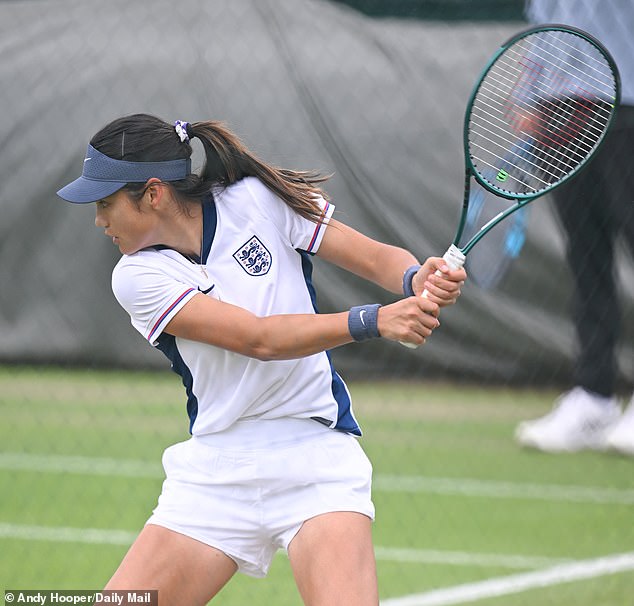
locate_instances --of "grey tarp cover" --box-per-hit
[1,0,632,385]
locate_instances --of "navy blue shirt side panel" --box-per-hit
[299,251,362,436]
[201,194,217,263]
[150,195,214,433]
[156,332,199,434]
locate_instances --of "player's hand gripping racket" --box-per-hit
[402,24,620,348]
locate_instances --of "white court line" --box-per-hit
[0,523,136,545]
[374,547,569,570]
[2,452,633,505]
[0,452,163,478]
[0,522,566,570]
[380,551,634,606]
[373,475,634,505]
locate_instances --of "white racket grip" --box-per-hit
[443,243,466,270]
[401,245,465,349]
[421,244,466,297]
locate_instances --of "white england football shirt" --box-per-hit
[112,177,361,436]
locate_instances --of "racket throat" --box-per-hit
[454,168,473,245]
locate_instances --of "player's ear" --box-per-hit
[142,178,164,209]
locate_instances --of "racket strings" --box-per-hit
[503,42,614,142]
[469,101,589,189]
[470,139,552,190]
[471,93,604,185]
[468,29,617,196]
[516,32,616,95]
[471,91,596,177]
[477,67,609,171]
[479,66,612,150]
[505,33,616,120]
[483,64,611,144]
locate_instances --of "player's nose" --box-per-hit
[94,208,107,228]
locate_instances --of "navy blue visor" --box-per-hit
[57,144,191,204]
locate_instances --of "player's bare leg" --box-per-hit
[105,524,237,605]
[288,512,378,606]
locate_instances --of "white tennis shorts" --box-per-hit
[146,417,375,577]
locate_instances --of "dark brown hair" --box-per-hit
[90,113,329,222]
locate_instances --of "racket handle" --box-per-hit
[442,243,466,270]
[421,244,466,296]
[401,244,466,349]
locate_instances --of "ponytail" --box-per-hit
[189,120,329,223]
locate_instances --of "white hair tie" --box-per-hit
[174,120,190,143]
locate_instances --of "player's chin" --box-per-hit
[117,241,140,255]
[110,236,144,255]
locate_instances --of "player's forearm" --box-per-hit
[166,294,355,359]
[364,243,420,294]
[332,240,419,295]
[245,312,353,361]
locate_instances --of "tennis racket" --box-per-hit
[403,23,620,348]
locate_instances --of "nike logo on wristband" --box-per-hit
[360,309,367,327]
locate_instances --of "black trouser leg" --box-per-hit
[551,107,634,397]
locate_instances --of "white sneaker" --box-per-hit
[605,395,634,457]
[515,387,621,453]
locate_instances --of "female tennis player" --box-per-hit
[57,114,466,606]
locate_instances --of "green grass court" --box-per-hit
[1,367,632,604]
